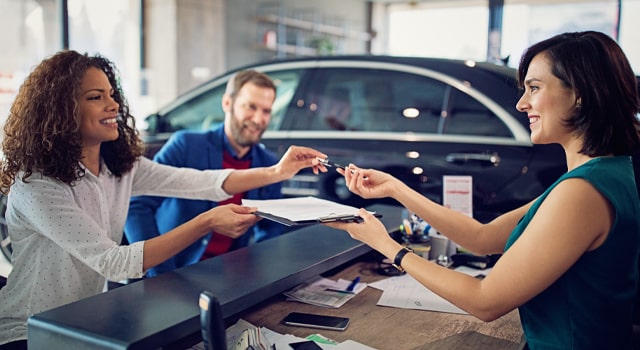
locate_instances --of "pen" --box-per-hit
[346,276,360,292]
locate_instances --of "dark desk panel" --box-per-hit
[28,204,402,350]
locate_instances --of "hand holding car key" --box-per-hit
[316,157,345,169]
[316,157,367,179]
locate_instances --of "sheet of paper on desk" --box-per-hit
[369,266,492,314]
[284,276,367,308]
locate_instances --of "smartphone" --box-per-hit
[282,312,350,331]
[289,340,324,350]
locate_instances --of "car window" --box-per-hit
[284,68,443,133]
[283,67,511,137]
[265,70,303,131]
[161,69,304,132]
[164,86,224,132]
[442,89,512,137]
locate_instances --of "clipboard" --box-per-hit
[243,197,383,227]
[253,211,381,226]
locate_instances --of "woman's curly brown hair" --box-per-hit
[0,50,145,194]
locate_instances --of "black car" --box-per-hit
[142,55,567,221]
[0,55,569,263]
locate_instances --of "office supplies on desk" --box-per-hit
[243,197,381,227]
[325,276,361,294]
[346,276,360,292]
[284,276,366,308]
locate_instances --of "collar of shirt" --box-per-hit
[78,158,113,178]
[222,132,254,161]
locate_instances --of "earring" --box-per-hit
[576,98,582,108]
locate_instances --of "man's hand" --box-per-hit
[275,145,328,178]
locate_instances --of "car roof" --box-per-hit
[228,54,516,77]
[158,55,521,117]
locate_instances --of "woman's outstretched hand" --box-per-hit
[337,164,398,200]
[324,208,397,254]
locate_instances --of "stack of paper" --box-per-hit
[229,327,271,350]
[283,276,367,308]
[186,319,272,350]
[187,319,378,350]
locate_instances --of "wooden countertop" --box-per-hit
[239,254,525,350]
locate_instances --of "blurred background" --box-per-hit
[0,0,638,128]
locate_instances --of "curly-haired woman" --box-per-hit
[0,50,327,349]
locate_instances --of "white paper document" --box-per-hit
[369,266,491,314]
[242,196,380,226]
[244,196,362,221]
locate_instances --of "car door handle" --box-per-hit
[445,152,501,166]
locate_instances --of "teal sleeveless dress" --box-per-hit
[504,156,640,349]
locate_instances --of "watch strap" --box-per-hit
[392,246,414,272]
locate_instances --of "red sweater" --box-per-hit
[201,151,251,259]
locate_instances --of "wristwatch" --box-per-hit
[392,246,414,272]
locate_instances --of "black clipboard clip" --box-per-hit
[318,212,382,223]
[319,214,365,223]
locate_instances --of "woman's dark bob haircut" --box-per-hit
[517,31,640,157]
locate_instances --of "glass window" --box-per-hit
[289,68,446,133]
[501,1,622,69]
[443,89,512,137]
[67,0,143,116]
[0,0,144,126]
[386,1,489,61]
[619,0,640,74]
[0,0,61,126]
[287,67,511,137]
[165,87,225,132]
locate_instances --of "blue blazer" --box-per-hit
[125,124,283,277]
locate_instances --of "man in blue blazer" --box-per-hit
[125,70,284,277]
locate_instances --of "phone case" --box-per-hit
[282,312,350,331]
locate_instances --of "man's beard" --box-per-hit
[229,107,263,147]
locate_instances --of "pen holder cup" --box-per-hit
[429,234,456,261]
[407,243,431,259]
